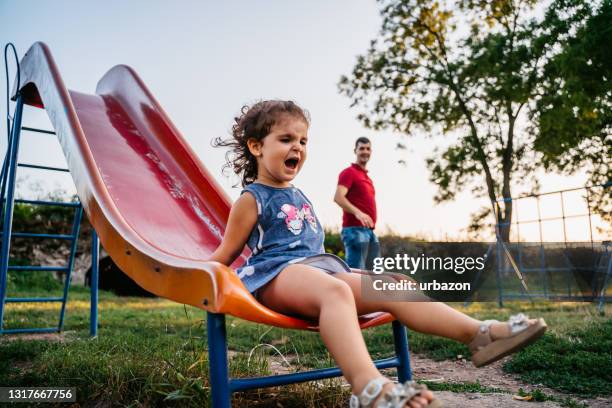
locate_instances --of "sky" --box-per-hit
[0,0,605,241]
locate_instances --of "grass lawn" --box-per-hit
[1,283,610,407]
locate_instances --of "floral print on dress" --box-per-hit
[301,204,317,232]
[277,203,318,235]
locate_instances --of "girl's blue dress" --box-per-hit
[235,183,351,295]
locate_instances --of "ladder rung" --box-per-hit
[0,327,60,334]
[21,126,56,135]
[5,297,64,303]
[8,266,69,272]
[13,199,80,207]
[17,163,70,173]
[12,232,74,240]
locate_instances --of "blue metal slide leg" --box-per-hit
[0,95,24,333]
[392,320,412,383]
[90,230,99,337]
[207,312,231,408]
[58,205,83,331]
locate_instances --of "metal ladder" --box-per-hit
[0,94,99,335]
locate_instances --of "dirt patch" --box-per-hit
[434,391,565,407]
[0,331,73,343]
[408,354,611,408]
[410,354,536,393]
[250,352,610,407]
[10,359,35,375]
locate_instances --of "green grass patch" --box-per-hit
[1,288,610,406]
[420,380,504,393]
[407,334,469,361]
[503,320,612,397]
[0,289,348,406]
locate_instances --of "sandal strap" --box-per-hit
[508,313,529,334]
[349,377,390,408]
[468,319,497,353]
[377,381,427,408]
[469,314,531,353]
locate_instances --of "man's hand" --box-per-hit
[355,210,374,228]
[334,185,374,228]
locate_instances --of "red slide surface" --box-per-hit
[12,42,393,330]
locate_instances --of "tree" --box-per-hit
[531,0,611,224]
[339,0,608,240]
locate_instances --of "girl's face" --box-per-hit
[248,114,308,187]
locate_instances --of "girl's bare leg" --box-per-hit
[334,272,531,343]
[258,265,434,407]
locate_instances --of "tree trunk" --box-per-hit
[498,113,516,242]
[498,201,512,242]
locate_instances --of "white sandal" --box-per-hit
[349,377,442,407]
[470,313,547,367]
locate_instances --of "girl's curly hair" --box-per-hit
[213,100,310,187]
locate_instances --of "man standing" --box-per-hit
[334,137,380,270]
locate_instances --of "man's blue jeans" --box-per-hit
[341,227,380,270]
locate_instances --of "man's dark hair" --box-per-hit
[354,136,371,149]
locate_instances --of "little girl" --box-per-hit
[209,100,546,408]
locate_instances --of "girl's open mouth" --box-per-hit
[285,158,299,170]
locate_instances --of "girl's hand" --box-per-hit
[207,192,258,266]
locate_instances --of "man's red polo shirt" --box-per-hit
[338,163,377,228]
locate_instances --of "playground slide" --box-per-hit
[12,42,393,330]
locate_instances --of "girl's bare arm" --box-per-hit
[207,193,258,266]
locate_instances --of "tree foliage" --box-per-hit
[532,0,611,223]
[339,0,610,239]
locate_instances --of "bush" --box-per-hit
[323,229,344,258]
[4,200,93,292]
